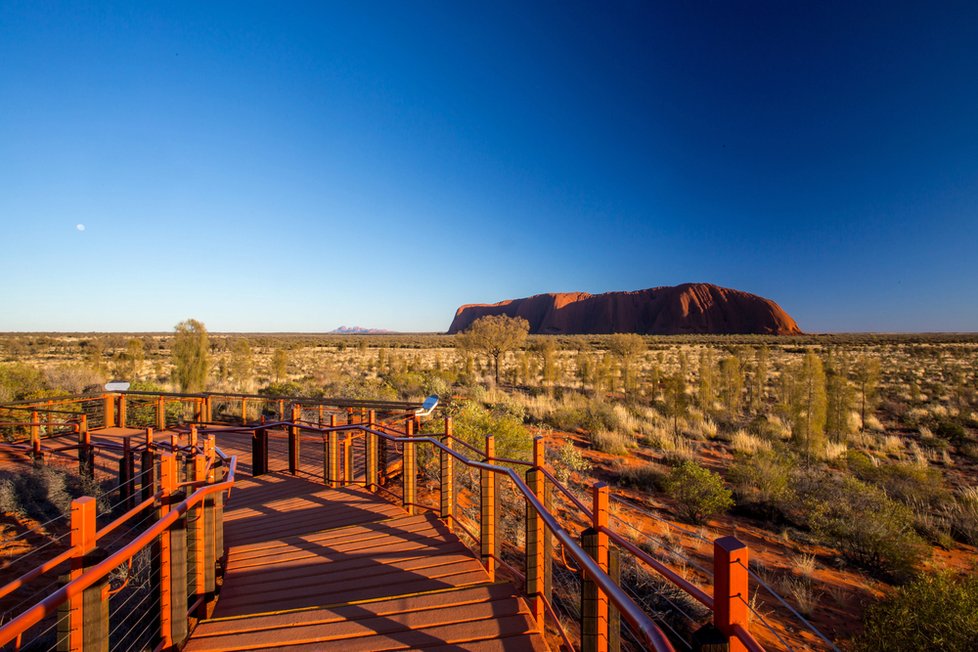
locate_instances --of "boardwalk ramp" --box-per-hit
[185,470,548,651]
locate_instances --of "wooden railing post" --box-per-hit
[609,546,621,652]
[240,398,248,426]
[440,417,454,530]
[526,436,547,625]
[157,453,188,649]
[277,399,285,422]
[117,394,127,429]
[189,450,207,617]
[344,410,355,485]
[156,396,165,431]
[202,437,220,604]
[402,418,416,514]
[379,418,389,486]
[119,437,135,511]
[203,396,212,423]
[57,496,106,652]
[141,429,156,503]
[327,414,339,488]
[582,482,610,652]
[288,404,300,475]
[251,429,267,476]
[365,410,378,491]
[480,435,496,581]
[712,537,749,652]
[103,394,115,430]
[30,411,41,465]
[77,415,92,479]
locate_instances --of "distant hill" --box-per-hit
[448,283,802,335]
[329,326,396,334]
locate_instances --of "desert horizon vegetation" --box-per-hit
[1,318,977,650]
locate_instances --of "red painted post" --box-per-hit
[103,394,115,429]
[192,452,207,616]
[526,437,546,625]
[203,396,212,423]
[119,436,134,511]
[714,537,749,652]
[67,497,97,651]
[78,415,92,479]
[141,428,156,503]
[480,435,496,581]
[327,414,339,488]
[581,482,610,652]
[288,404,300,475]
[158,453,188,648]
[402,418,416,514]
[440,417,454,529]
[117,393,127,428]
[30,411,41,464]
[365,410,378,491]
[156,396,165,431]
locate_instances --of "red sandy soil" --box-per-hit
[537,427,876,651]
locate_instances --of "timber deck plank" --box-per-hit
[185,468,548,651]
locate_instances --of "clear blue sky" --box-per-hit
[2,2,976,332]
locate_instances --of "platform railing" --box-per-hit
[0,436,236,652]
[242,411,762,652]
[1,391,763,652]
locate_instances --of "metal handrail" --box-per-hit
[0,455,237,647]
[354,425,676,652]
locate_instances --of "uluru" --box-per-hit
[448,283,802,335]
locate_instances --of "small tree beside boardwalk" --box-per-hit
[172,319,209,392]
[455,314,530,384]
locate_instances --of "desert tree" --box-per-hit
[172,319,210,393]
[124,338,145,379]
[746,346,769,415]
[575,349,593,392]
[787,351,827,460]
[825,350,854,442]
[271,349,289,383]
[718,355,744,416]
[854,356,881,431]
[697,348,716,410]
[230,339,254,391]
[663,372,689,441]
[536,339,560,389]
[608,333,646,396]
[455,315,530,385]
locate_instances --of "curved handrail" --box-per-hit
[0,455,237,647]
[354,426,676,652]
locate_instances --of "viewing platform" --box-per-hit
[0,390,776,652]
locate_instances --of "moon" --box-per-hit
[76,224,85,232]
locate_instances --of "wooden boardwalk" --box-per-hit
[183,442,549,650]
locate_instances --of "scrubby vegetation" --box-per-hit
[2,327,978,648]
[852,571,978,652]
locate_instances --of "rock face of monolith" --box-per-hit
[448,283,802,335]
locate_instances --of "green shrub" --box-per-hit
[729,450,795,518]
[451,400,532,462]
[552,443,592,483]
[807,475,925,581]
[590,429,632,455]
[664,461,734,524]
[852,571,978,652]
[935,419,968,446]
[615,462,664,492]
[548,400,621,434]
